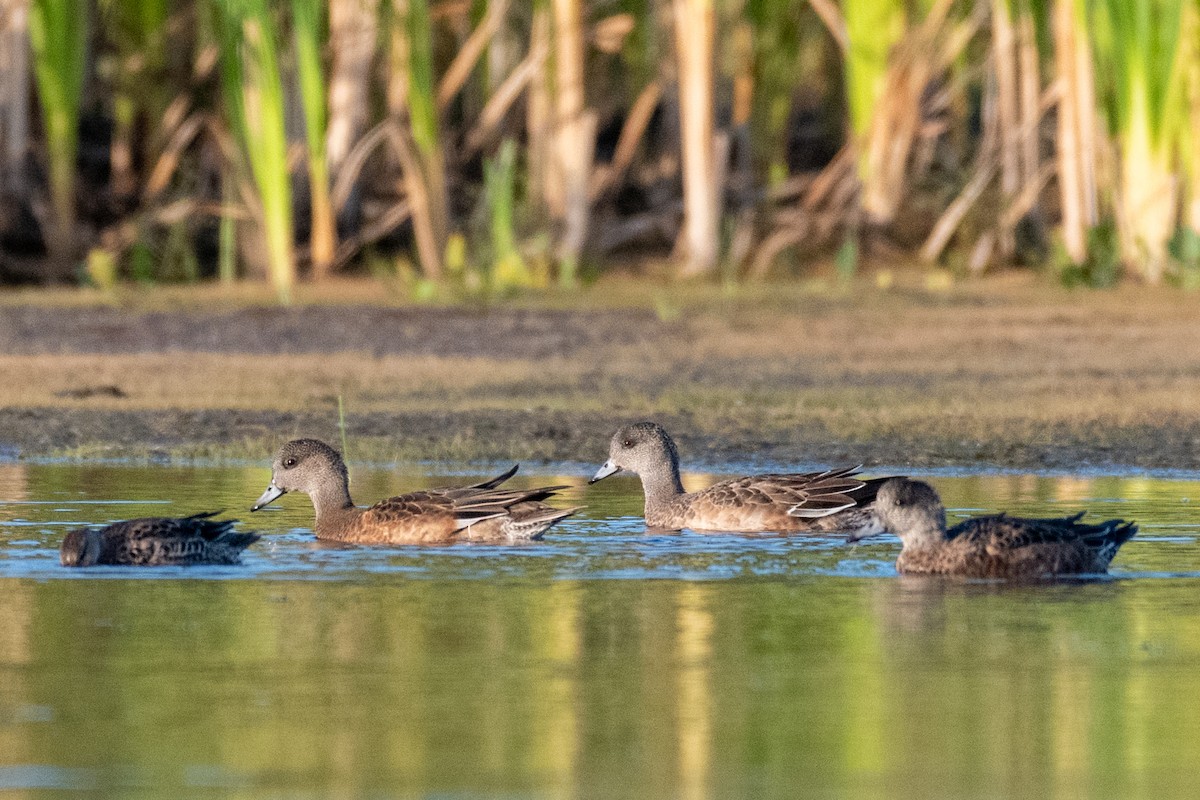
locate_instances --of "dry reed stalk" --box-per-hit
[550,0,595,283]
[1053,0,1097,264]
[858,0,978,229]
[527,8,551,219]
[0,0,29,195]
[326,0,378,174]
[436,0,507,111]
[462,33,548,155]
[992,0,1020,200]
[672,0,720,276]
[589,80,661,200]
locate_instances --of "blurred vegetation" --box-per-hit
[1,0,1200,298]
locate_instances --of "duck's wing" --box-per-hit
[101,515,258,563]
[367,485,572,532]
[700,466,869,519]
[105,514,231,543]
[950,514,1137,554]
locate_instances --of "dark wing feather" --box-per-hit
[949,514,1137,555]
[98,514,256,565]
[461,464,520,490]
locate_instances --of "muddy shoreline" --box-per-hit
[2,282,1199,471]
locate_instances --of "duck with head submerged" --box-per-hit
[589,421,895,535]
[855,477,1138,579]
[251,438,580,544]
[60,512,259,567]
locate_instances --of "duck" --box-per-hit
[60,512,259,566]
[589,421,892,534]
[857,477,1138,578]
[250,438,579,543]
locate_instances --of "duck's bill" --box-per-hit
[251,483,285,511]
[589,460,621,484]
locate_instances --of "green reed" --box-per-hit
[216,0,295,302]
[29,0,89,264]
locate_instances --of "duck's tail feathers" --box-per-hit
[219,531,262,551]
[1084,519,1138,565]
[466,464,520,490]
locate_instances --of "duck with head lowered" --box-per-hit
[855,477,1138,579]
[589,421,894,536]
[252,438,579,544]
[60,512,258,567]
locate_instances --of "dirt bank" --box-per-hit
[1,277,1199,470]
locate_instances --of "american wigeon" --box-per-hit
[251,438,579,543]
[589,421,891,535]
[60,512,259,566]
[859,477,1138,578]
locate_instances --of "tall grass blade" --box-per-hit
[1098,0,1185,282]
[485,137,533,288]
[395,0,448,279]
[842,0,905,225]
[29,0,89,267]
[216,0,295,302]
[293,0,337,278]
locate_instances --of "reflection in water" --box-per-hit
[676,584,712,800]
[0,464,1199,796]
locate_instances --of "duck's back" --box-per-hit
[100,514,258,565]
[324,484,574,544]
[667,468,880,533]
[334,491,462,543]
[900,514,1137,578]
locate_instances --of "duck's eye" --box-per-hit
[283,457,298,468]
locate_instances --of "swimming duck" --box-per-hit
[251,438,579,543]
[589,421,891,535]
[858,477,1138,578]
[60,512,259,566]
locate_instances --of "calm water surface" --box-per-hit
[2,462,1200,798]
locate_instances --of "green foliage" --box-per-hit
[836,235,859,283]
[29,0,90,251]
[404,0,440,160]
[215,0,295,302]
[128,239,157,283]
[842,0,906,139]
[1096,0,1185,149]
[292,0,326,151]
[1057,223,1122,288]
[1169,227,1200,288]
[292,0,336,272]
[484,139,536,290]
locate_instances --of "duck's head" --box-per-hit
[590,421,680,484]
[870,478,947,547]
[252,438,348,511]
[60,528,102,567]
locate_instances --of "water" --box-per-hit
[2,463,1200,797]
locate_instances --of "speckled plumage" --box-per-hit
[868,478,1137,578]
[251,438,579,544]
[590,421,891,534]
[60,512,259,566]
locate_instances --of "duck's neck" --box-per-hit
[309,474,358,536]
[640,462,686,509]
[901,513,949,551]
